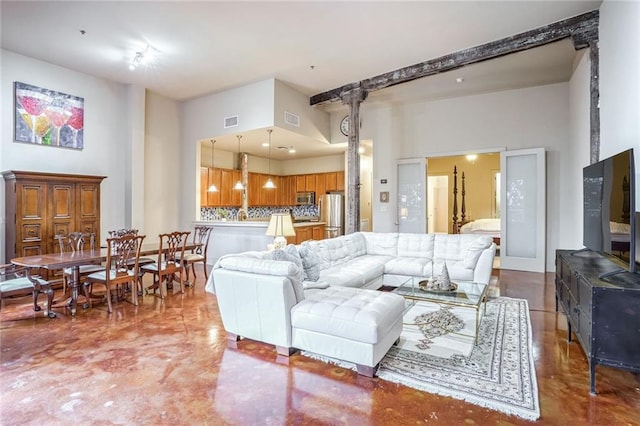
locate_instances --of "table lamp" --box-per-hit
[266,213,296,249]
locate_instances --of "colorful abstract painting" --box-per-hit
[14,82,84,150]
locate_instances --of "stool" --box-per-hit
[291,286,405,377]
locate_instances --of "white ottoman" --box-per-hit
[291,286,405,377]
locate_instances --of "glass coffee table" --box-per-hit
[393,278,489,344]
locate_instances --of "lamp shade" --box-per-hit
[265,213,296,237]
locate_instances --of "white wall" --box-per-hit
[599,0,640,206]
[0,50,131,262]
[355,83,571,269]
[144,91,182,242]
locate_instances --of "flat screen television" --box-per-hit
[583,148,636,275]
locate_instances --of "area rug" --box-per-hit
[303,297,540,421]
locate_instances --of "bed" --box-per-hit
[450,166,501,245]
[610,221,631,255]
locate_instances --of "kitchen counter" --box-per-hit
[194,220,325,265]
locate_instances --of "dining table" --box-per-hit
[11,242,201,316]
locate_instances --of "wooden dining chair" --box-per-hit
[0,263,55,318]
[175,226,212,286]
[55,232,103,298]
[84,234,145,313]
[141,231,190,299]
[108,228,154,293]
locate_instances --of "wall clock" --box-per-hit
[340,115,349,136]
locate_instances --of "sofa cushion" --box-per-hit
[384,257,431,276]
[271,247,304,283]
[292,286,405,344]
[361,232,398,256]
[298,243,321,281]
[319,267,366,288]
[396,233,434,259]
[463,236,493,269]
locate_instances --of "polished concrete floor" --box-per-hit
[1,267,639,425]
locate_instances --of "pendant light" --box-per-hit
[207,139,218,192]
[233,135,245,190]
[263,129,276,189]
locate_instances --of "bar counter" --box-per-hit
[193,220,325,266]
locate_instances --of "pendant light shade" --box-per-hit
[234,135,245,190]
[263,129,276,189]
[207,139,218,192]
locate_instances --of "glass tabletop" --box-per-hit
[393,277,488,309]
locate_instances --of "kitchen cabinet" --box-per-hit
[305,174,316,192]
[336,171,345,191]
[248,172,261,206]
[295,175,306,192]
[2,170,105,262]
[312,225,325,240]
[207,168,221,206]
[231,170,243,206]
[220,169,233,206]
[295,226,313,244]
[325,172,337,191]
[200,167,209,207]
[315,174,326,204]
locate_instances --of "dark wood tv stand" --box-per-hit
[555,250,640,394]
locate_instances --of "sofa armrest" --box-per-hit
[212,268,298,348]
[472,243,497,285]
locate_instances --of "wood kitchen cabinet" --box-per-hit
[231,170,243,206]
[200,167,209,207]
[315,174,326,204]
[305,174,316,192]
[248,172,261,206]
[208,168,222,206]
[312,224,325,240]
[295,175,306,192]
[325,172,337,191]
[336,171,345,191]
[220,169,233,206]
[295,226,313,244]
[2,170,105,262]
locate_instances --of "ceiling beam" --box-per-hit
[310,10,599,106]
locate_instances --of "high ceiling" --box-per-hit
[1,1,601,159]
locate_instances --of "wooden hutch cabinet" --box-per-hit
[2,171,106,261]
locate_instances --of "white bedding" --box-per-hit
[610,221,631,242]
[460,218,500,238]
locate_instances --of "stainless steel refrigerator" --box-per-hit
[319,193,344,239]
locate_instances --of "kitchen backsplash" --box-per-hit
[201,205,318,221]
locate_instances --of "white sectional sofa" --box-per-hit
[205,232,496,376]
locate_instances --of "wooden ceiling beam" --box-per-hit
[310,10,598,106]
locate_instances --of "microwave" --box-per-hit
[296,191,315,205]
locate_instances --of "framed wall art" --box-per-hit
[14,81,84,150]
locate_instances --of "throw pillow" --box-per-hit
[298,244,321,281]
[270,249,305,301]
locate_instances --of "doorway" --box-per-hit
[427,175,449,233]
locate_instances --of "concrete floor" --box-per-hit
[1,266,639,424]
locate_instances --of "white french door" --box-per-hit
[500,148,546,272]
[397,159,427,233]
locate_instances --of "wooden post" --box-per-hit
[452,166,458,233]
[461,171,466,224]
[341,87,368,235]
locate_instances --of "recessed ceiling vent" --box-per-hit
[284,111,300,127]
[224,115,239,128]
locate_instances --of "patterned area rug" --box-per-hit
[304,297,540,420]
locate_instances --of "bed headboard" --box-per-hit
[452,165,467,233]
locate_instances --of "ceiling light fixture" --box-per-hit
[263,129,276,189]
[129,44,155,71]
[456,77,465,83]
[234,135,245,190]
[207,140,218,192]
[288,146,296,154]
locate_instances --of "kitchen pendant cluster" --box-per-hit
[263,129,276,189]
